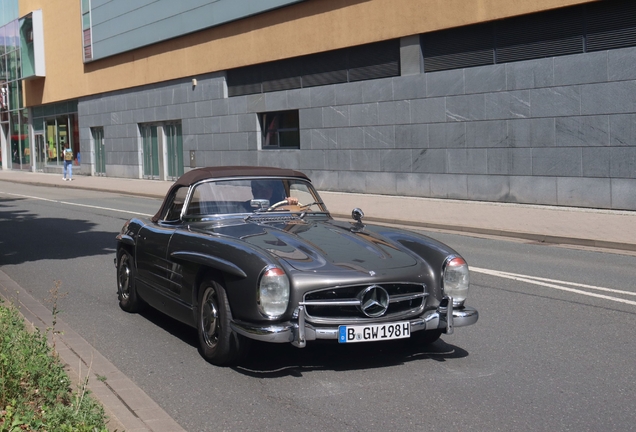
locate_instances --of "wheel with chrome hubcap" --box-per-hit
[117,250,142,312]
[197,279,248,365]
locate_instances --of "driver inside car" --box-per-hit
[251,180,298,207]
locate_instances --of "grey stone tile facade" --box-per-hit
[78,48,636,210]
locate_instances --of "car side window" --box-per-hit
[185,187,203,216]
[164,187,188,221]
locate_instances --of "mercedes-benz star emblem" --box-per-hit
[358,285,389,318]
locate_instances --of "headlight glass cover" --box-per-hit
[257,267,290,318]
[442,256,469,306]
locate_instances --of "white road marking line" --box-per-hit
[471,266,636,306]
[484,269,636,297]
[3,191,633,306]
[0,192,153,217]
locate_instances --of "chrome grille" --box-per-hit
[301,283,427,324]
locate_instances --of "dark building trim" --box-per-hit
[228,39,400,96]
[422,0,636,72]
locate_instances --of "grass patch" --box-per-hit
[0,298,109,431]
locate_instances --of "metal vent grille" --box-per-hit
[495,7,584,63]
[348,40,400,81]
[422,23,494,72]
[227,39,400,96]
[586,0,636,52]
[301,50,348,87]
[227,66,261,97]
[262,59,302,92]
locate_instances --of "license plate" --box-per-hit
[338,321,410,343]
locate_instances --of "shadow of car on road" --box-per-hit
[232,338,469,378]
[136,306,468,376]
[0,197,116,266]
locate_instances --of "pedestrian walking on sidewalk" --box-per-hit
[62,144,74,181]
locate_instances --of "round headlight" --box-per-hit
[257,267,290,318]
[442,256,469,307]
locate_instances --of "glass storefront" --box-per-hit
[0,3,72,173]
[9,109,29,168]
[0,7,25,171]
[32,102,79,171]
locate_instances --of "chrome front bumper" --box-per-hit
[230,299,479,348]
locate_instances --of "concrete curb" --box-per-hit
[0,270,186,432]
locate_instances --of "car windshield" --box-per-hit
[184,177,327,218]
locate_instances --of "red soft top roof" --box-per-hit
[152,166,309,222]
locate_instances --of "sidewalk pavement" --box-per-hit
[1,168,635,432]
[1,169,636,253]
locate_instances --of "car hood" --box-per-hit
[207,217,419,273]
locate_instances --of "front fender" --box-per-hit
[168,228,285,322]
[170,251,247,279]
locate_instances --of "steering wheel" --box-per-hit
[267,199,291,211]
[267,199,313,212]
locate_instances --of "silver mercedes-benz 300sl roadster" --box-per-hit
[116,166,478,365]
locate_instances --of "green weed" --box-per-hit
[0,294,109,432]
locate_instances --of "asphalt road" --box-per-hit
[1,182,635,432]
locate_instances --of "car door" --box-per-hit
[135,222,179,301]
[135,186,189,303]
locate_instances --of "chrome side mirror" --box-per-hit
[351,208,364,222]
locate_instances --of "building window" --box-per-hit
[164,123,183,179]
[259,111,299,149]
[92,127,105,175]
[81,0,92,61]
[139,121,183,180]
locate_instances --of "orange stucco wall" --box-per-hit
[20,0,596,106]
